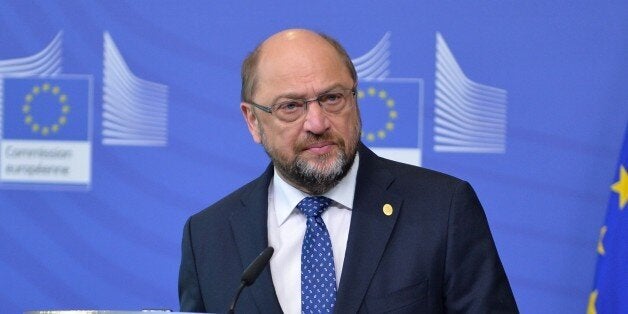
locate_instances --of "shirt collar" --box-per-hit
[272,152,360,226]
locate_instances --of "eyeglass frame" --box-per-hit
[247,87,357,122]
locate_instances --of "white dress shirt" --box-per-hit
[267,153,359,314]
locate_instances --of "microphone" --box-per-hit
[227,247,274,314]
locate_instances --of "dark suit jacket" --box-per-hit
[179,143,518,313]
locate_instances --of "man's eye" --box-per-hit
[320,93,342,103]
[277,101,303,112]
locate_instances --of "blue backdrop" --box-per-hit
[1,1,627,313]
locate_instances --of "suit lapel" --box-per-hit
[227,145,401,312]
[335,144,403,313]
[228,165,282,312]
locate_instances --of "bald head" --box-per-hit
[240,29,357,103]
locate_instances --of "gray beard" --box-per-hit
[257,112,361,195]
[274,146,355,195]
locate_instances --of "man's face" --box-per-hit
[241,31,361,195]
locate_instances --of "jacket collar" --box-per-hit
[229,143,401,312]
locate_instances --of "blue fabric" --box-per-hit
[298,196,337,313]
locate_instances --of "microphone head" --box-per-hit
[241,247,274,286]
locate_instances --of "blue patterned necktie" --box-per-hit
[297,196,337,313]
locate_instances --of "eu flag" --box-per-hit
[358,80,421,148]
[588,124,628,313]
[2,77,90,141]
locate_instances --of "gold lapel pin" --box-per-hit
[383,204,393,216]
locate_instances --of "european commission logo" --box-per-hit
[352,32,424,166]
[0,31,168,189]
[0,76,92,186]
[353,31,508,166]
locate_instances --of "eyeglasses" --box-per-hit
[249,88,356,123]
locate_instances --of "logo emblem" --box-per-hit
[1,76,92,187]
[102,32,169,146]
[434,32,508,153]
[0,31,168,189]
[352,32,424,166]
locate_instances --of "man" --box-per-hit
[179,29,518,313]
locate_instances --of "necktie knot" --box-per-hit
[297,196,332,218]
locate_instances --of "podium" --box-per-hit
[25,312,199,314]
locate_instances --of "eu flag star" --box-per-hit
[611,165,628,210]
[587,289,598,314]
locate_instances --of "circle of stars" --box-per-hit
[358,86,397,143]
[22,82,71,136]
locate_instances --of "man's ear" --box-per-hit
[240,102,262,143]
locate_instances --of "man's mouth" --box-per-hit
[303,141,336,155]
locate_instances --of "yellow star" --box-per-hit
[611,165,628,210]
[368,87,376,96]
[378,90,387,99]
[587,290,598,314]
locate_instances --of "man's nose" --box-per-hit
[302,101,330,134]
